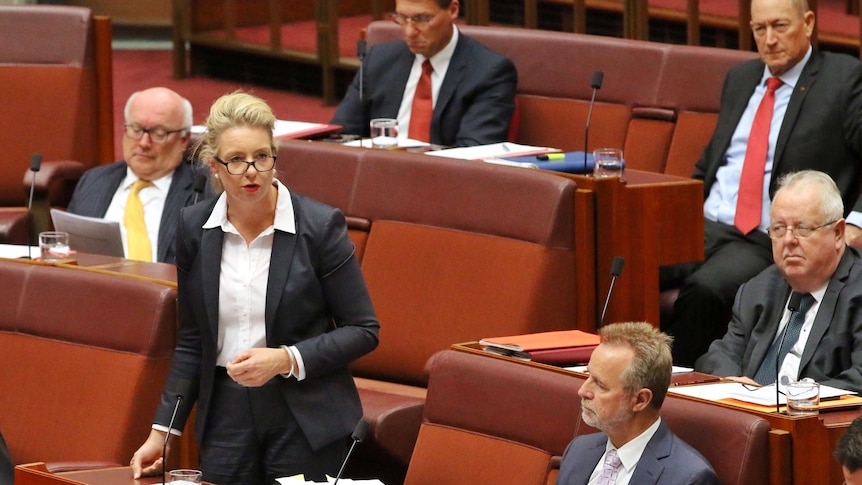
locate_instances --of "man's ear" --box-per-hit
[631,388,653,412]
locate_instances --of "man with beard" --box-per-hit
[697,171,862,392]
[557,322,718,485]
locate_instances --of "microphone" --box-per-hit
[599,256,625,328]
[357,31,367,145]
[333,420,369,485]
[27,153,42,260]
[775,291,803,414]
[192,172,207,204]
[162,379,192,485]
[584,71,604,172]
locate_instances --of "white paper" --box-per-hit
[566,365,694,374]
[276,475,384,484]
[425,142,554,160]
[668,381,855,405]
[0,243,36,259]
[341,138,430,149]
[192,120,334,139]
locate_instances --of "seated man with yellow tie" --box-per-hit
[696,171,862,393]
[330,0,517,147]
[67,87,212,263]
[558,322,719,485]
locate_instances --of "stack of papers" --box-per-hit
[426,142,556,161]
[668,381,855,405]
[277,475,384,484]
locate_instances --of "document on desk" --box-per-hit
[342,137,430,149]
[425,142,556,160]
[668,381,855,404]
[192,120,341,139]
[0,243,34,259]
[277,475,384,484]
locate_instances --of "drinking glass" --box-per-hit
[593,148,625,179]
[370,118,398,149]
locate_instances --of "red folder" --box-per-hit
[479,330,600,365]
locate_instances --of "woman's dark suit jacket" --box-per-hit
[152,189,380,451]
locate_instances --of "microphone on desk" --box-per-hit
[26,153,42,260]
[774,291,803,414]
[333,419,369,485]
[357,31,367,145]
[598,256,625,328]
[162,379,192,485]
[192,172,207,205]
[584,71,604,173]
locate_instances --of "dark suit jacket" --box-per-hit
[696,248,862,392]
[694,50,862,213]
[557,421,719,485]
[152,191,379,451]
[330,32,517,147]
[66,160,212,264]
[0,429,12,485]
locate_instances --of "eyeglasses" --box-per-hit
[123,124,187,144]
[214,154,277,175]
[389,12,436,29]
[767,220,839,239]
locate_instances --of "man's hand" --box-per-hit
[226,347,292,387]
[130,429,168,478]
[845,223,862,248]
[725,376,760,386]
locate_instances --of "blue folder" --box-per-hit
[499,151,594,174]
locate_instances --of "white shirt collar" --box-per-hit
[202,179,296,234]
[417,24,459,73]
[606,417,662,474]
[123,166,174,193]
[762,45,812,89]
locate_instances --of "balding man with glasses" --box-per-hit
[67,87,212,263]
[330,0,517,147]
[696,170,862,393]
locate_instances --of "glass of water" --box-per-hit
[593,148,625,179]
[370,118,398,149]
[39,231,71,261]
[785,378,820,416]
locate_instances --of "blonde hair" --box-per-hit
[195,91,278,191]
[599,322,673,409]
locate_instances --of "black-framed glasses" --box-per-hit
[767,220,839,239]
[214,154,277,175]
[389,12,436,29]
[123,124,187,144]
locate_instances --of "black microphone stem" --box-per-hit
[162,396,182,485]
[584,88,597,173]
[775,292,802,414]
[27,153,42,260]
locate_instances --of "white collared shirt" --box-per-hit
[398,26,459,141]
[202,179,306,379]
[104,168,173,261]
[588,418,662,485]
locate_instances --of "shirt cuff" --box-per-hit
[280,345,307,381]
[152,423,182,437]
[846,211,862,229]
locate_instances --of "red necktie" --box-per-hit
[409,60,433,143]
[735,77,783,235]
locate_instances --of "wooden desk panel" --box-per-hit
[561,170,704,327]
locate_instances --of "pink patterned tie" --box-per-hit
[598,449,622,485]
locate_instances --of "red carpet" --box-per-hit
[111,48,338,160]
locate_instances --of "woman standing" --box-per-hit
[131,92,380,483]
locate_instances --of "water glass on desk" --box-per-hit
[785,378,820,416]
[593,148,625,179]
[39,231,70,261]
[370,118,398,149]
[169,469,202,484]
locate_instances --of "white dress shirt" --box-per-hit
[768,286,827,383]
[588,418,662,485]
[397,26,459,141]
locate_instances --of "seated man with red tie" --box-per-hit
[696,171,862,393]
[660,0,862,366]
[558,322,719,485]
[330,0,517,147]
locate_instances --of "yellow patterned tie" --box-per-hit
[124,180,153,261]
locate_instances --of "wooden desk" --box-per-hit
[15,463,213,484]
[452,342,859,485]
[560,170,704,328]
